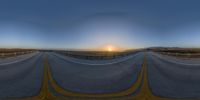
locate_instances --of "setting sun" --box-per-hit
[108,47,113,52]
[104,45,116,52]
[98,45,125,52]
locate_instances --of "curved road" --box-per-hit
[1,51,200,100]
[47,52,144,93]
[0,52,44,99]
[147,52,200,99]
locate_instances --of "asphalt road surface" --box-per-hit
[0,51,200,100]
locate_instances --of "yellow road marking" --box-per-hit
[6,53,199,100]
[120,54,195,100]
[47,57,144,98]
[8,56,56,100]
[33,54,184,100]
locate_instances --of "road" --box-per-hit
[0,51,200,100]
[0,52,44,99]
[147,52,200,99]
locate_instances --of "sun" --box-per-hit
[106,45,115,52]
[101,45,121,52]
[108,47,113,52]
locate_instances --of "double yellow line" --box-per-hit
[45,55,144,100]
[8,54,196,100]
[23,55,144,100]
[7,56,56,100]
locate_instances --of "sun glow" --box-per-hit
[108,47,113,52]
[98,44,125,52]
[105,45,116,52]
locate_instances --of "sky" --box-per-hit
[0,0,200,50]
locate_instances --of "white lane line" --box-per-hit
[51,52,143,65]
[152,52,200,66]
[0,52,39,66]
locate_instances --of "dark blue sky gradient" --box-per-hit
[0,0,200,49]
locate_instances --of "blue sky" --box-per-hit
[0,0,200,49]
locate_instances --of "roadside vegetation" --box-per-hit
[0,49,36,58]
[148,47,200,58]
[55,50,139,60]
